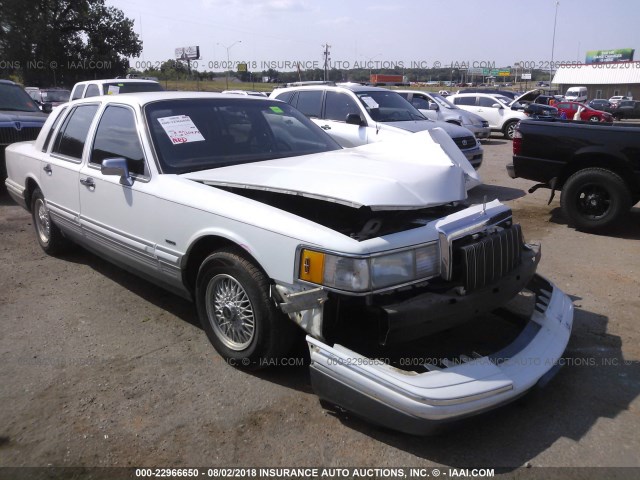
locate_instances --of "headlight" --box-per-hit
[371,250,414,289]
[299,244,440,293]
[324,255,370,291]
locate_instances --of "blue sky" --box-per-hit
[107,0,640,72]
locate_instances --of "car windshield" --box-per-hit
[102,82,164,95]
[146,98,342,174]
[429,93,456,109]
[0,84,41,112]
[355,91,425,122]
[495,95,512,105]
[42,90,70,102]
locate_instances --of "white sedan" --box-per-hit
[4,92,573,434]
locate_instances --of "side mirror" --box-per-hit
[428,103,438,111]
[345,113,365,126]
[101,157,134,186]
[491,103,503,109]
[41,102,53,114]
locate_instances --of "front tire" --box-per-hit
[31,188,70,255]
[503,120,518,139]
[588,115,600,122]
[560,168,631,231]
[195,248,296,369]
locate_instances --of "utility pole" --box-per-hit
[218,41,242,90]
[322,44,331,82]
[550,0,559,84]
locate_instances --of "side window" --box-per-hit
[479,97,498,108]
[557,103,569,110]
[410,96,431,110]
[397,92,409,99]
[91,106,146,176]
[85,84,100,98]
[42,106,68,152]
[324,91,360,122]
[51,105,99,160]
[70,85,85,100]
[295,90,323,117]
[455,96,476,106]
[273,91,294,104]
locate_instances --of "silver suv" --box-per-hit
[395,90,491,140]
[270,84,483,170]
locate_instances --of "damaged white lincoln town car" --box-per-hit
[4,92,573,434]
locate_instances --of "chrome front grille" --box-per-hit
[458,224,523,291]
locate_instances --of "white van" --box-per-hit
[564,86,588,103]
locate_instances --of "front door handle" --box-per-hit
[320,125,331,130]
[80,177,95,188]
[43,164,52,175]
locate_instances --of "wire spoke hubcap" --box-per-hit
[206,274,255,351]
[35,199,51,244]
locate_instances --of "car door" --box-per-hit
[476,96,504,129]
[556,102,571,118]
[39,103,100,240]
[77,104,172,285]
[410,93,438,121]
[318,91,369,147]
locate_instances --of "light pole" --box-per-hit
[218,40,241,90]
[550,1,559,84]
[363,53,381,82]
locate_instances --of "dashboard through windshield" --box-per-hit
[146,98,341,174]
[356,91,426,123]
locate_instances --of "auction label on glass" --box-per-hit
[157,115,205,144]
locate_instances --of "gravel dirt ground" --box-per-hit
[1,136,639,477]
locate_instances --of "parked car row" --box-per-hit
[588,99,640,119]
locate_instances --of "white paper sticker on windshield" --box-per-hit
[107,85,120,95]
[157,115,205,144]
[361,96,379,109]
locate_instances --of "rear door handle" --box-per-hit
[80,177,95,188]
[320,125,331,130]
[43,164,52,175]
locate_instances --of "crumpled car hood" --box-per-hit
[182,131,470,211]
[384,119,471,138]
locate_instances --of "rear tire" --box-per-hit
[588,115,599,122]
[195,248,296,369]
[31,188,71,255]
[503,120,518,139]
[560,168,631,231]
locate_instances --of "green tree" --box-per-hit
[0,0,142,86]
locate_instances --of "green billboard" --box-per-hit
[585,48,634,64]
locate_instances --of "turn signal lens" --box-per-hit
[299,249,325,284]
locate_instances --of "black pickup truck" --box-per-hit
[507,118,640,231]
